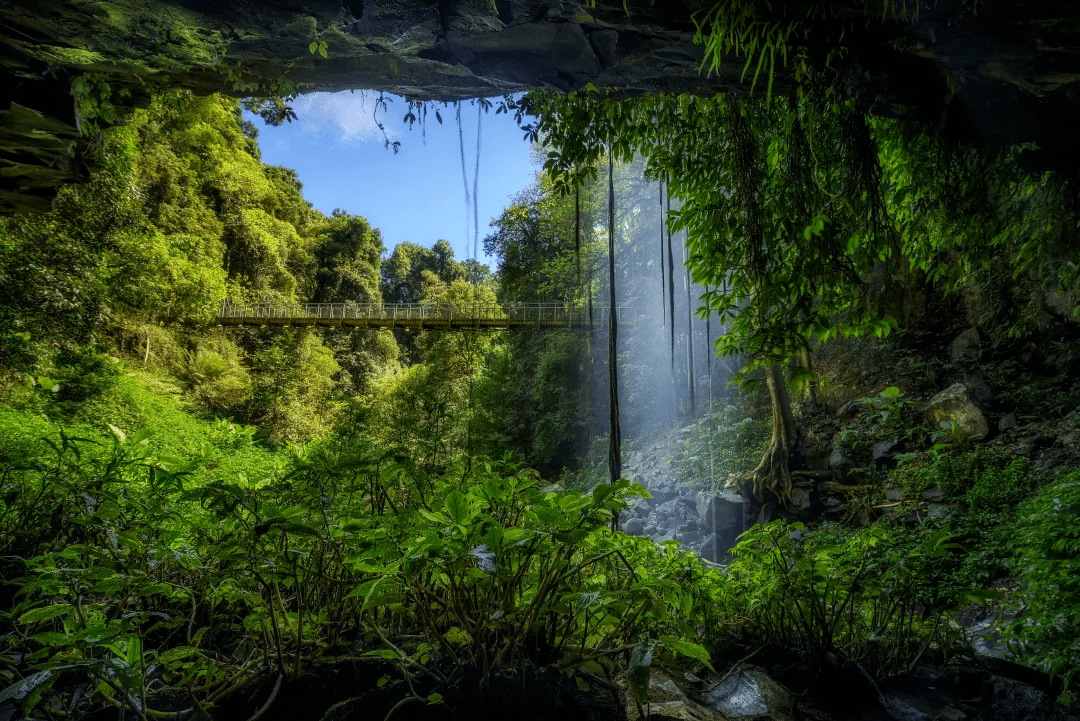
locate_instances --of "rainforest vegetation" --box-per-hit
[2,5,1080,718]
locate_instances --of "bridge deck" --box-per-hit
[217,302,631,330]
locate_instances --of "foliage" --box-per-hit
[247,330,341,444]
[0,411,722,718]
[671,405,769,492]
[722,520,968,676]
[351,461,718,685]
[380,240,467,304]
[965,457,1031,511]
[182,337,253,414]
[691,1,921,101]
[1006,469,1080,700]
[53,349,124,404]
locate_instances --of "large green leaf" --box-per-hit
[659,634,715,672]
[444,490,471,524]
[627,641,653,707]
[18,604,74,625]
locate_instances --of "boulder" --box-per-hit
[828,442,854,473]
[695,490,750,529]
[964,370,993,405]
[623,518,645,536]
[926,383,990,438]
[702,665,794,721]
[837,400,865,421]
[949,327,982,362]
[618,668,719,721]
[789,487,813,515]
[872,440,906,470]
[999,413,1018,432]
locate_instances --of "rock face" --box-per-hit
[926,383,990,438]
[617,665,793,721]
[2,0,1080,211]
[949,327,982,363]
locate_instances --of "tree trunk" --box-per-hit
[607,148,622,505]
[750,364,799,504]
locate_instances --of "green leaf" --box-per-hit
[18,604,73,625]
[627,641,653,707]
[318,41,328,59]
[30,632,72,646]
[0,667,71,704]
[659,635,715,672]
[445,490,471,524]
[157,646,199,665]
[427,692,444,704]
[309,41,318,54]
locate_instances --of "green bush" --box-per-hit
[54,349,122,403]
[892,446,1027,507]
[1006,469,1080,700]
[672,405,769,491]
[721,520,968,676]
[888,449,969,500]
[184,348,253,413]
[966,457,1030,511]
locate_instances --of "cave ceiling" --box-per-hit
[1,0,1078,211]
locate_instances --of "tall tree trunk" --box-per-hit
[575,182,581,297]
[666,176,676,370]
[607,148,622,510]
[682,230,695,418]
[659,179,666,329]
[751,364,798,504]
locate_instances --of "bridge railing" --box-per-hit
[217,301,633,326]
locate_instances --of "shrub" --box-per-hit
[721,520,968,677]
[54,349,122,403]
[966,457,1030,511]
[183,346,253,413]
[672,404,769,492]
[1006,470,1080,700]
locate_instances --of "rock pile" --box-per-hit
[619,429,752,564]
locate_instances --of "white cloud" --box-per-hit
[290,91,401,143]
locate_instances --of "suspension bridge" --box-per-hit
[216,301,634,330]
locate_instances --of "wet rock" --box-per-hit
[964,370,993,405]
[949,327,982,362]
[926,383,990,438]
[623,518,645,536]
[828,443,854,473]
[873,439,907,470]
[618,668,719,721]
[789,487,812,515]
[922,486,943,500]
[999,413,1018,431]
[695,490,750,528]
[837,400,865,421]
[886,487,904,501]
[926,503,950,519]
[702,665,794,721]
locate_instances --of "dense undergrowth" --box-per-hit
[0,385,727,718]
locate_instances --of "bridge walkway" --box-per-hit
[216,301,632,330]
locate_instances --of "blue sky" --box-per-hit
[246,92,539,266]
